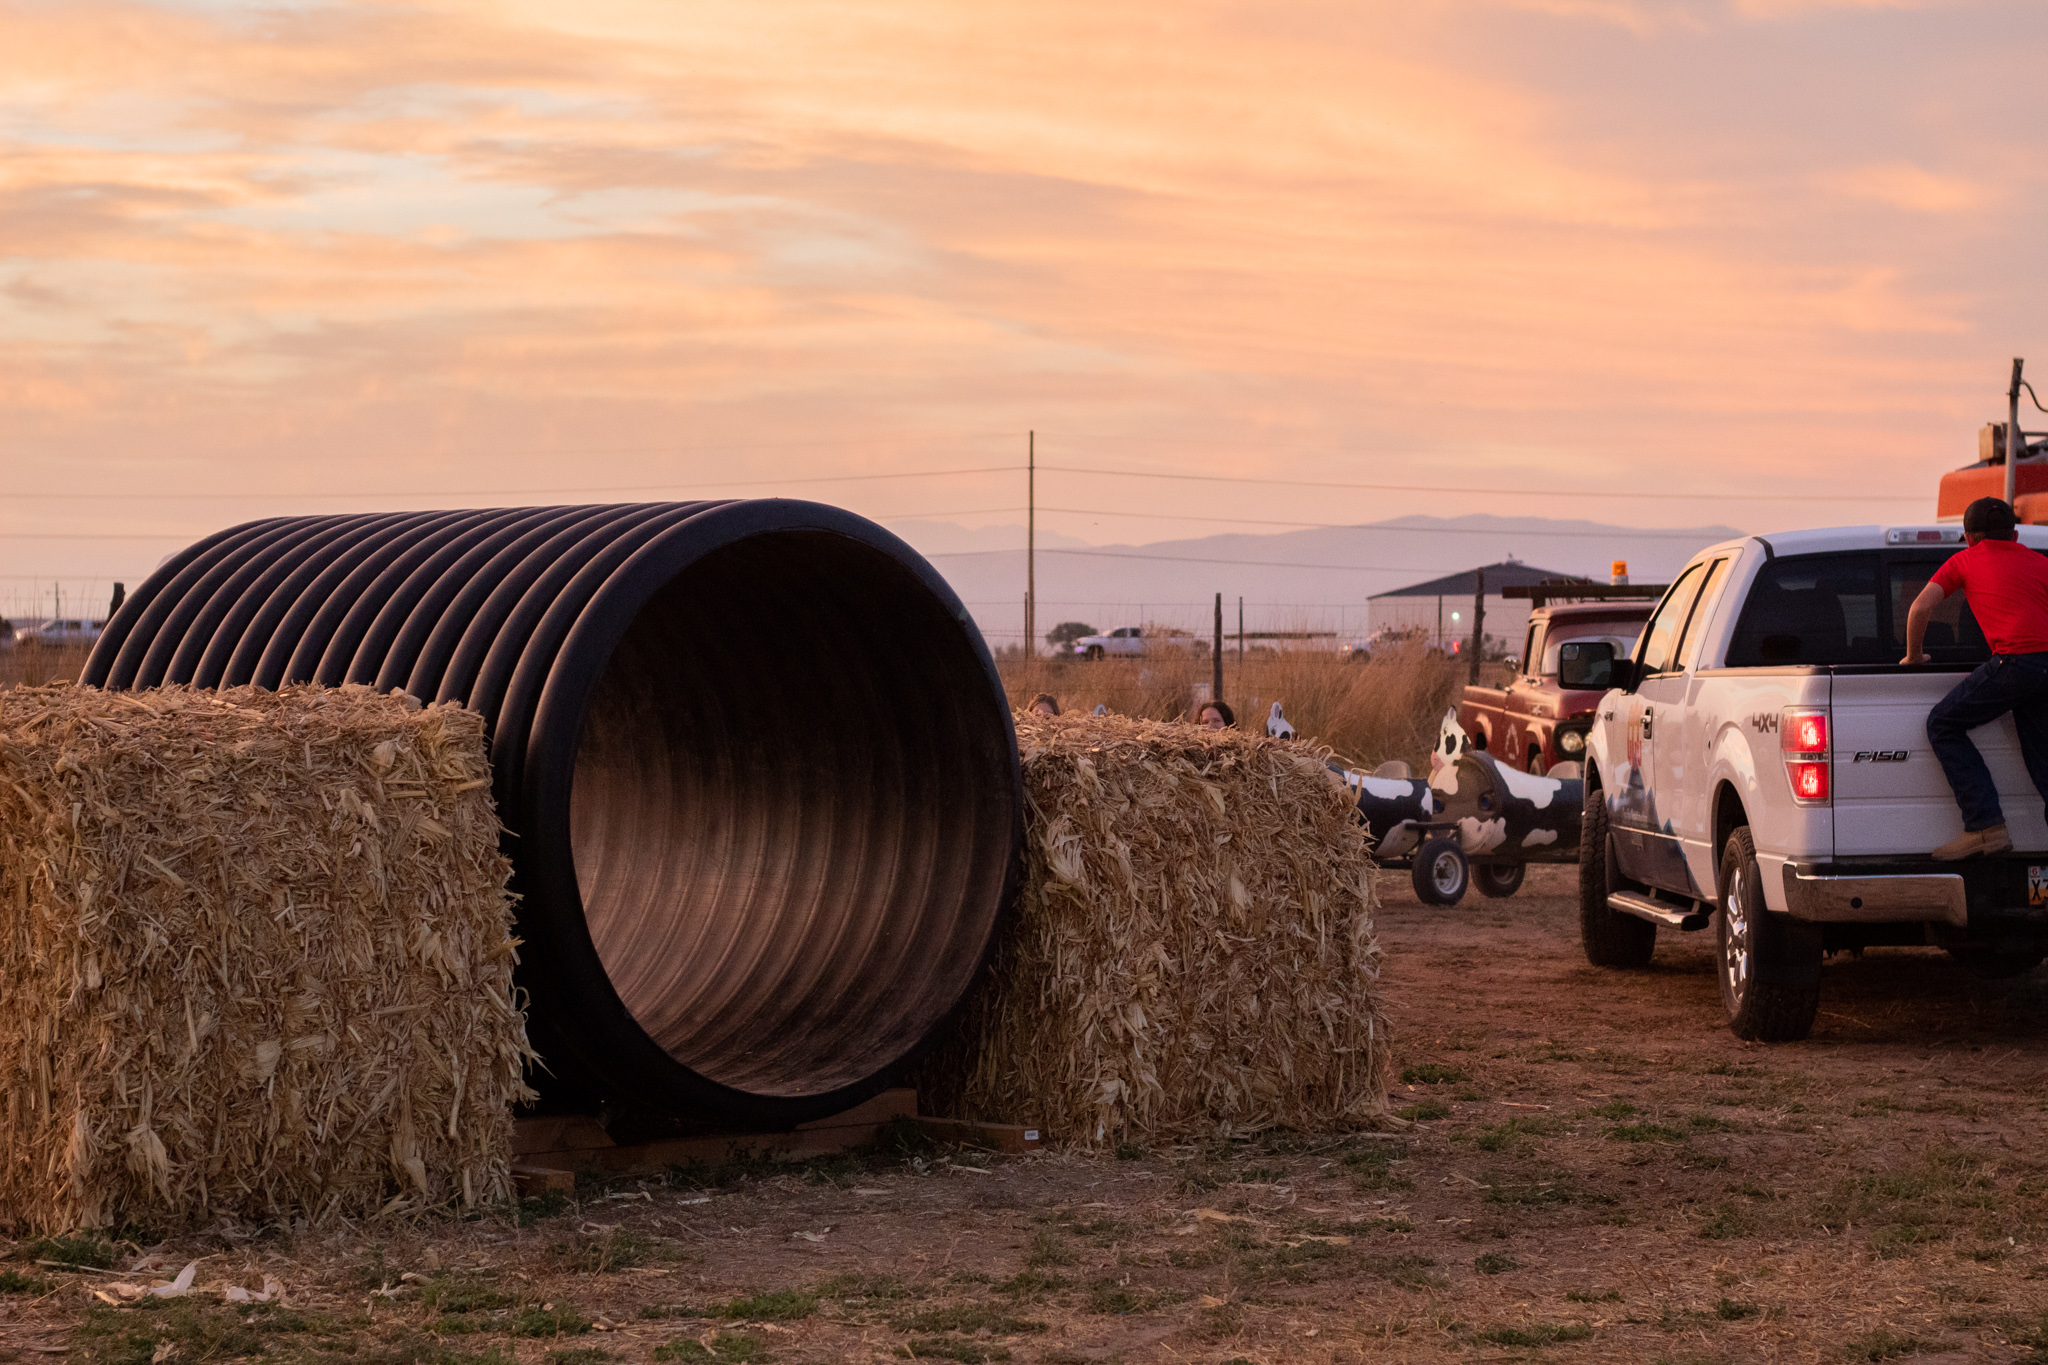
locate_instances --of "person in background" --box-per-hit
[1197,701,1235,730]
[1902,496,2048,860]
[1029,693,1060,718]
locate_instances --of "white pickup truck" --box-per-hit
[1072,626,1147,661]
[1071,626,1206,661]
[1562,523,2048,1041]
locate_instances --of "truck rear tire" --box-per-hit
[1716,827,1821,1042]
[1412,837,1470,906]
[1579,780,1655,968]
[1475,863,1524,898]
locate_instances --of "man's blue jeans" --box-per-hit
[1927,652,2048,832]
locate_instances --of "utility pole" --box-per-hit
[2007,359,2026,507]
[1237,597,1244,675]
[1468,568,1486,685]
[1026,431,1036,657]
[1212,592,1223,704]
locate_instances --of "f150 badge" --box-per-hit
[1850,751,1909,762]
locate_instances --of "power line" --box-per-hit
[927,546,1458,572]
[1037,463,1921,504]
[1022,508,1726,539]
[4,466,1027,502]
[1,505,1033,542]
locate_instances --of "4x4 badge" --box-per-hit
[2030,866,2048,907]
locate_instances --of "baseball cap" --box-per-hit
[1964,497,2019,539]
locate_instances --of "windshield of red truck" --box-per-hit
[1724,549,1991,667]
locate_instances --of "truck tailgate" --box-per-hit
[1831,671,2048,855]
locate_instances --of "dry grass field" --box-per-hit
[999,647,1494,772]
[0,641,1477,775]
[11,866,2048,1363]
[0,642,93,689]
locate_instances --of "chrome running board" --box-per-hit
[1609,890,1711,932]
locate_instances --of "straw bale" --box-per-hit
[0,683,533,1233]
[917,713,1393,1145]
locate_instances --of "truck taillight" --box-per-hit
[1781,708,1830,805]
[1783,710,1827,755]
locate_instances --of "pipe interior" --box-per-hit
[569,531,1012,1097]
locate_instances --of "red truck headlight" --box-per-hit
[1781,708,1830,805]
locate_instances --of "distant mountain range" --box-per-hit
[887,512,1746,649]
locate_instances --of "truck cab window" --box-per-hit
[1525,623,1546,675]
[1725,552,1886,666]
[1635,561,1709,678]
[1890,556,1988,662]
[1674,558,1730,672]
[1543,632,1635,674]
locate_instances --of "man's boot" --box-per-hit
[1932,824,2012,861]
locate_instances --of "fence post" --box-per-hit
[1468,568,1486,684]
[1212,593,1223,704]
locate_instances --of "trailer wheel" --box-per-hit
[1475,863,1525,898]
[1412,837,1470,906]
[1579,780,1655,968]
[1716,826,1821,1042]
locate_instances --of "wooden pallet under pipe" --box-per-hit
[510,1090,1041,1194]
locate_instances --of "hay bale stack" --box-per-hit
[917,713,1392,1144]
[0,684,532,1233]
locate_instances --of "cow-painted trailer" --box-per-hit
[1334,710,1582,906]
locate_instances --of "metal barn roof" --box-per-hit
[1369,560,1577,600]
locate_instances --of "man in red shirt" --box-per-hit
[1903,497,2048,859]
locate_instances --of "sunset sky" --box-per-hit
[6,0,2045,623]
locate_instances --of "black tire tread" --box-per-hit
[1579,782,1655,968]
[1412,836,1469,907]
[1718,827,1821,1043]
[1475,863,1525,899]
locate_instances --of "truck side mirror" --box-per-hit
[1558,640,1617,690]
[1501,656,1520,673]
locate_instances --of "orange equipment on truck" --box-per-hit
[1937,358,2048,523]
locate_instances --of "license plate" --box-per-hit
[2029,865,2048,907]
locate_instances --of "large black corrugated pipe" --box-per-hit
[84,502,1023,1128]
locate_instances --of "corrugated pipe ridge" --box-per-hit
[84,502,1023,1127]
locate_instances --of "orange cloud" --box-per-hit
[0,0,2040,599]
[1825,162,1992,214]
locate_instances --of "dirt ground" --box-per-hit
[11,864,2048,1365]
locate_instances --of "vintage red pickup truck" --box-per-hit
[1456,587,1659,776]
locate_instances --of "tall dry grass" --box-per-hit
[0,642,93,689]
[1001,644,1511,771]
[6,636,1484,772]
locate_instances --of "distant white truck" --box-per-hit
[1071,626,1206,661]
[1072,626,1146,661]
[15,619,103,647]
[1565,523,2048,1042]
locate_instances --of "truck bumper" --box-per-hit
[1780,862,1967,928]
